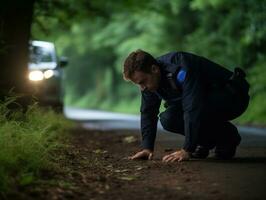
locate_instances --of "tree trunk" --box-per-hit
[0,0,35,97]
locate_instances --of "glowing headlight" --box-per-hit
[44,70,54,79]
[29,71,44,81]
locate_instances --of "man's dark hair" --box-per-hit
[123,49,158,81]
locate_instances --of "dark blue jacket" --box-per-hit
[140,51,233,152]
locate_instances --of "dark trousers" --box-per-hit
[159,84,250,149]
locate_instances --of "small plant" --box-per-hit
[0,96,72,193]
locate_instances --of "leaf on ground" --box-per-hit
[176,186,183,190]
[92,149,108,154]
[114,169,130,173]
[135,166,145,171]
[118,176,136,181]
[123,136,137,143]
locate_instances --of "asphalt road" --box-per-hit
[64,106,266,147]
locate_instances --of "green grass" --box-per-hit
[0,96,72,193]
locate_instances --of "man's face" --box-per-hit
[130,65,161,92]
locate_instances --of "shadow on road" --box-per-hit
[201,157,266,164]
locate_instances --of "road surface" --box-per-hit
[64,106,266,146]
[62,107,266,200]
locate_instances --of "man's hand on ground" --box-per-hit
[162,149,190,162]
[128,149,153,160]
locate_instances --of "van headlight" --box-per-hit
[29,70,44,81]
[43,70,54,79]
[29,70,55,81]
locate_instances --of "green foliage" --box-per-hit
[236,58,266,124]
[32,0,266,124]
[0,97,72,192]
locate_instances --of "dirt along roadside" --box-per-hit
[9,127,266,200]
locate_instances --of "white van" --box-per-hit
[28,40,67,109]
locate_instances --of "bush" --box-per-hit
[0,96,72,192]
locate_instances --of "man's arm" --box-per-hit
[140,90,161,151]
[179,53,205,153]
[162,53,204,162]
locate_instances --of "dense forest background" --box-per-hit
[31,0,266,124]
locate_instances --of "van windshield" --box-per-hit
[29,45,55,63]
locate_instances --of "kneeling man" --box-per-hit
[123,50,250,162]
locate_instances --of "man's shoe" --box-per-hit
[192,146,209,159]
[215,132,241,159]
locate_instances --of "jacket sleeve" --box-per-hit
[140,90,161,151]
[178,54,205,153]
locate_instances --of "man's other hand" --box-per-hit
[162,149,190,162]
[128,149,153,160]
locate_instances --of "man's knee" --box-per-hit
[159,111,184,134]
[159,113,172,131]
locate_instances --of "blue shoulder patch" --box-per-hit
[176,69,186,84]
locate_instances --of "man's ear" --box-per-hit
[151,65,159,73]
